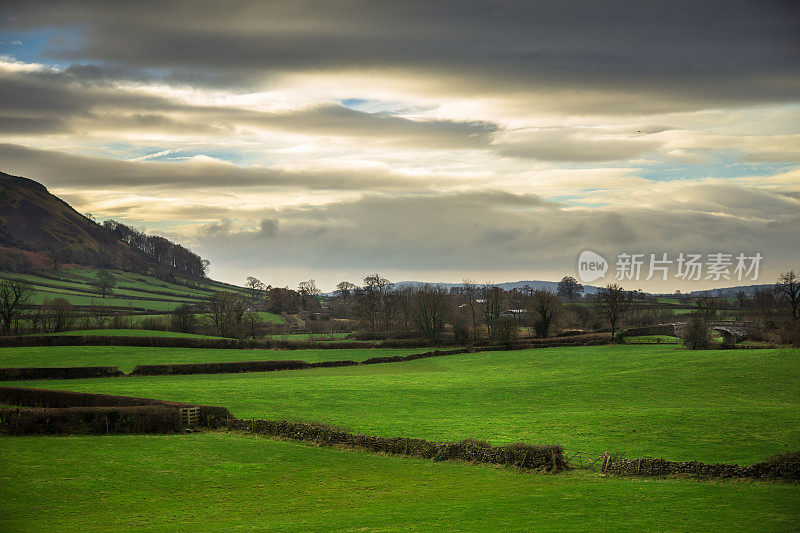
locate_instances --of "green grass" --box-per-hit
[0,346,430,373]
[38,329,225,339]
[1,433,797,532]
[6,345,799,464]
[626,335,680,343]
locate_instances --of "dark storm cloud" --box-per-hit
[4,1,799,109]
[0,143,452,191]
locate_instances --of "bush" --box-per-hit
[0,366,123,381]
[0,406,180,435]
[0,386,231,426]
[129,360,309,376]
[682,317,712,349]
[221,418,566,471]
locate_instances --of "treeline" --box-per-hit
[102,220,208,282]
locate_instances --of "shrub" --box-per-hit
[0,366,123,381]
[129,360,309,376]
[682,317,712,349]
[0,406,180,435]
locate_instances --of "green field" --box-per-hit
[1,433,797,532]
[39,328,225,339]
[1,268,257,313]
[5,345,799,464]
[0,346,430,373]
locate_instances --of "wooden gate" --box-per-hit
[180,407,198,426]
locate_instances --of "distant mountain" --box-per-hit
[687,283,775,297]
[325,279,600,296]
[0,171,144,269]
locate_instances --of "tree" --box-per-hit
[38,297,75,333]
[245,276,266,299]
[461,279,481,342]
[735,290,747,309]
[776,270,800,321]
[557,276,584,300]
[335,281,357,301]
[242,310,261,339]
[92,269,116,298]
[298,279,321,311]
[413,285,451,344]
[206,291,246,338]
[0,278,35,335]
[682,316,712,350]
[356,274,393,332]
[170,304,197,333]
[693,293,718,324]
[530,290,560,338]
[482,285,503,338]
[491,316,518,345]
[594,283,630,339]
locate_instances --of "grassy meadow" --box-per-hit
[0,346,430,373]
[1,433,798,532]
[5,345,799,464]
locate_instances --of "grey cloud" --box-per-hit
[494,129,661,162]
[5,1,799,111]
[0,68,497,147]
[0,143,452,191]
[194,185,800,278]
[241,105,498,149]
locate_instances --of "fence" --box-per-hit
[180,406,198,426]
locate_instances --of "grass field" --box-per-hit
[1,268,257,313]
[38,328,226,339]
[0,346,431,372]
[1,433,797,532]
[5,345,799,464]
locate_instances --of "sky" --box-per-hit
[1,1,799,292]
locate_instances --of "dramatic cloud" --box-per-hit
[0,1,798,289]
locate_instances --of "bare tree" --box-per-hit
[298,279,321,311]
[241,310,261,339]
[39,297,76,333]
[557,276,584,300]
[0,278,35,335]
[245,276,266,299]
[170,304,197,333]
[752,288,780,330]
[413,285,451,344]
[462,279,481,342]
[735,290,748,309]
[776,270,800,320]
[482,285,503,339]
[530,290,560,338]
[335,281,357,301]
[693,293,718,324]
[594,283,630,339]
[206,292,247,338]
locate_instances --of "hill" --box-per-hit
[0,172,208,284]
[0,172,143,270]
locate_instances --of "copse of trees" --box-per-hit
[102,219,209,282]
[557,276,584,300]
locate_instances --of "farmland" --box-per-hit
[5,345,799,464]
[1,433,798,532]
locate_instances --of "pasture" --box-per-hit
[4,345,799,464]
[1,433,798,532]
[0,346,429,373]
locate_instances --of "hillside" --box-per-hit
[0,172,143,269]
